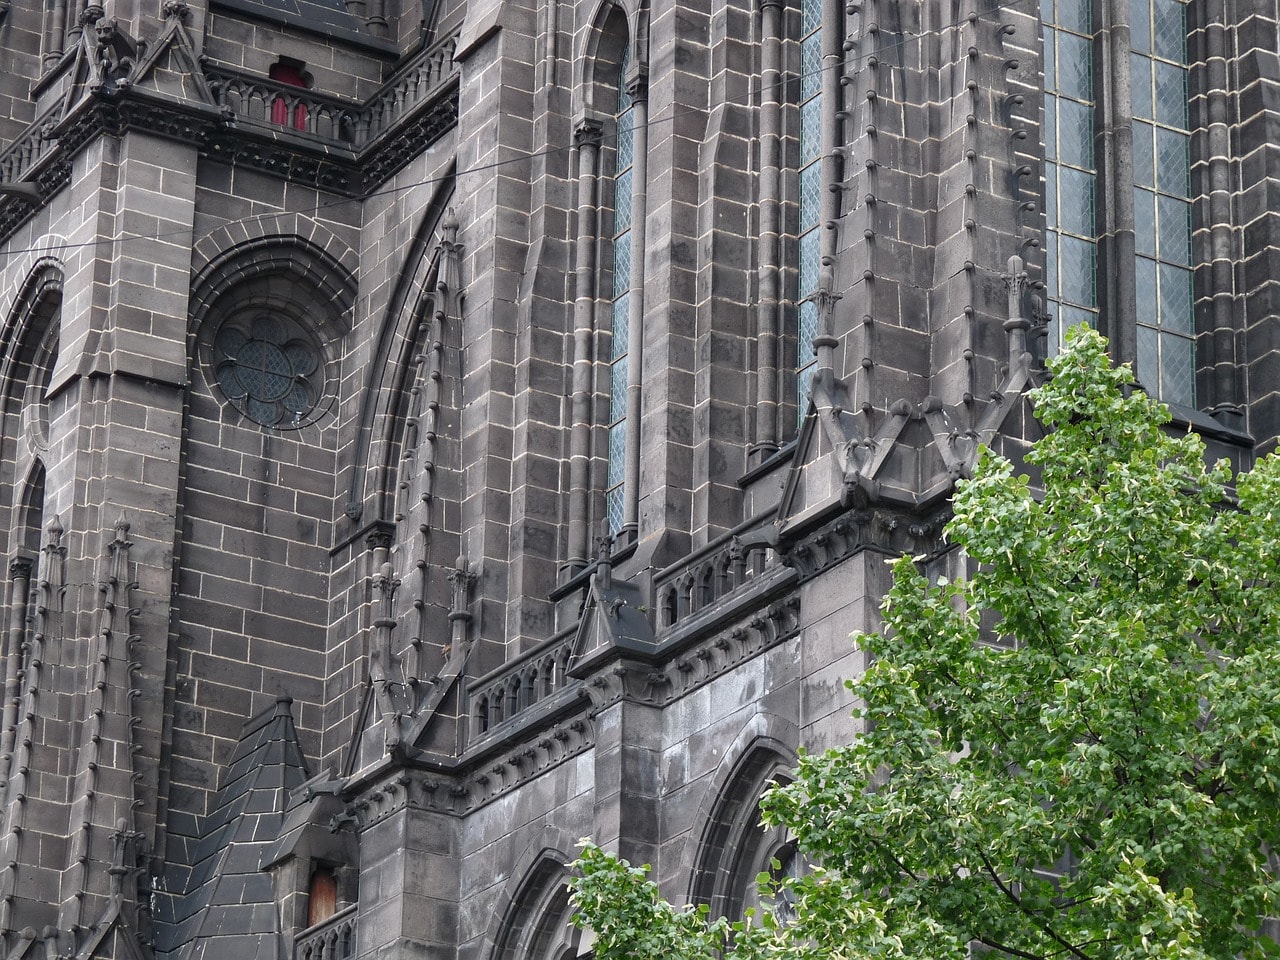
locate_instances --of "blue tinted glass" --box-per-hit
[613,232,631,293]
[1159,331,1195,405]
[1059,0,1090,33]
[799,230,821,297]
[1058,33,1092,100]
[1131,54,1153,118]
[1134,121,1155,187]
[1058,167,1094,235]
[1156,128,1189,195]
[801,35,822,101]
[1154,61,1187,127]
[1059,235,1096,306]
[1045,230,1059,299]
[606,485,624,533]
[614,172,632,231]
[1134,188,1156,257]
[1044,167,1058,227]
[610,354,628,419]
[612,294,629,358]
[799,300,819,356]
[802,0,821,35]
[1137,322,1159,390]
[801,99,822,164]
[1159,262,1192,331]
[1045,31,1056,88]
[1058,98,1094,168]
[800,163,821,229]
[1045,95,1059,159]
[1130,0,1151,52]
[1136,257,1158,317]
[1158,195,1191,263]
[1152,0,1186,61]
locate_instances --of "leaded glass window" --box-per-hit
[1132,0,1194,406]
[607,49,634,533]
[212,313,323,428]
[1042,0,1098,348]
[796,0,821,418]
[1041,0,1194,405]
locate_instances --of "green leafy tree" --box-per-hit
[569,328,1280,960]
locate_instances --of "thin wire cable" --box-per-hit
[0,0,1037,263]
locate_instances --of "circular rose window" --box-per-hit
[212,314,323,428]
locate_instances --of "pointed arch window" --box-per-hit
[607,47,635,533]
[795,0,823,416]
[1042,0,1194,405]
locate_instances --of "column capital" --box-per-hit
[8,556,31,580]
[573,119,604,146]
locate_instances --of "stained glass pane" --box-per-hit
[1159,263,1192,331]
[799,230,821,297]
[284,381,313,415]
[1131,55,1153,118]
[1044,168,1058,225]
[801,35,821,100]
[1058,167,1094,235]
[1058,99,1094,169]
[1154,61,1187,127]
[1133,122,1155,187]
[1045,95,1059,159]
[1130,0,1151,52]
[616,113,634,169]
[215,326,247,357]
[1045,32,1057,88]
[1134,188,1156,257]
[1159,331,1195,405]
[1059,0,1090,34]
[218,363,248,400]
[800,164,821,229]
[1060,235,1096,306]
[1158,195,1190,263]
[614,174,632,229]
[1137,323,1159,390]
[1041,0,1053,24]
[1058,34,1092,100]
[606,486,624,533]
[610,355,628,418]
[798,300,819,355]
[1045,230,1059,299]
[283,340,318,376]
[607,423,626,486]
[247,398,281,426]
[801,100,822,163]
[802,0,821,35]
[612,295,629,357]
[1152,0,1186,61]
[613,235,631,293]
[1136,257,1157,315]
[1156,128,1189,196]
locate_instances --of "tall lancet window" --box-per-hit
[1042,0,1098,344]
[1042,0,1194,405]
[1131,0,1194,405]
[796,0,822,416]
[607,46,635,533]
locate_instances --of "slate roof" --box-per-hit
[165,697,311,960]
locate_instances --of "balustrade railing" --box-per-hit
[469,627,576,740]
[650,516,777,632]
[205,29,458,151]
[0,109,60,186]
[296,903,357,960]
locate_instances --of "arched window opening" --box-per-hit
[270,60,312,131]
[1042,0,1193,404]
[795,0,823,417]
[606,43,635,534]
[307,866,339,927]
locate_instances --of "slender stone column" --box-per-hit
[1103,0,1137,366]
[753,0,784,458]
[621,76,648,541]
[1202,0,1239,420]
[566,120,603,576]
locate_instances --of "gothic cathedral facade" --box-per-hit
[0,0,1272,953]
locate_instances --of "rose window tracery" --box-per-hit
[212,314,322,428]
